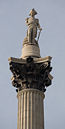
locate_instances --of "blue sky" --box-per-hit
[0,0,65,129]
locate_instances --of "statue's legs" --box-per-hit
[28,27,37,43]
[33,27,37,38]
[28,28,33,43]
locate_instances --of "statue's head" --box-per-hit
[29,8,37,17]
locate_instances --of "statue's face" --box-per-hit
[30,12,34,17]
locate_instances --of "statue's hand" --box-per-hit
[25,18,29,24]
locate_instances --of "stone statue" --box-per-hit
[25,8,42,43]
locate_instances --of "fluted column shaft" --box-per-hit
[17,89,45,129]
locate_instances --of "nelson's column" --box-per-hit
[8,9,53,129]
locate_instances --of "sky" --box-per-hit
[0,0,65,129]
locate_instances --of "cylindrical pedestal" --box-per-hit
[21,44,40,58]
[17,89,45,129]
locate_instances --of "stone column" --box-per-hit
[17,89,45,129]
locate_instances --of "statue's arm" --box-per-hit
[36,19,42,31]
